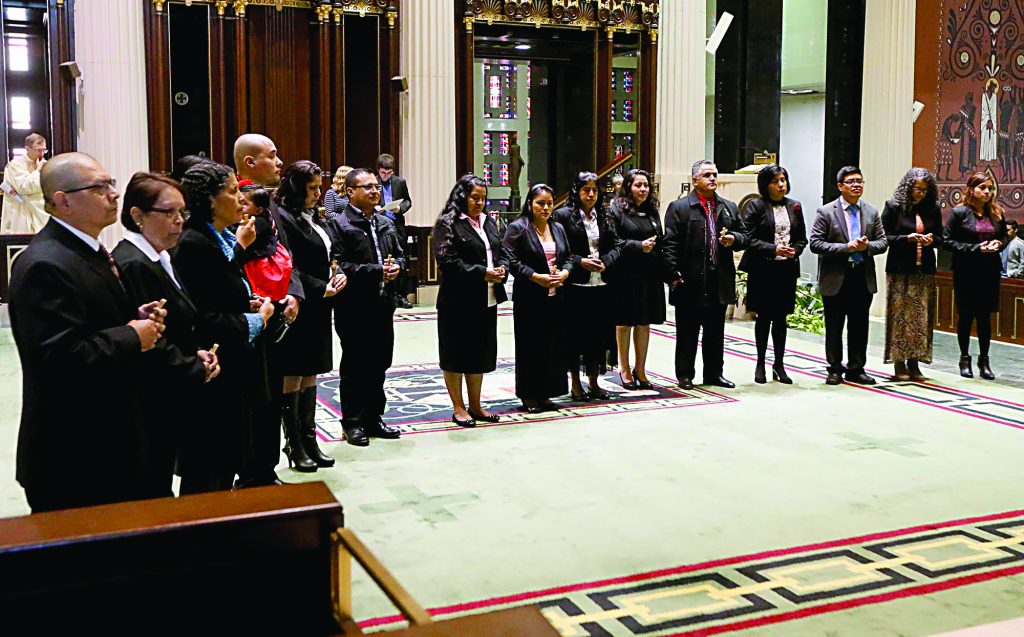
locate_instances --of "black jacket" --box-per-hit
[552,205,623,285]
[663,192,748,305]
[881,200,943,275]
[942,205,1008,279]
[277,207,335,303]
[327,205,406,307]
[500,216,574,306]
[433,212,509,310]
[606,201,665,283]
[738,197,807,277]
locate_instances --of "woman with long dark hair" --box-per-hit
[275,160,347,470]
[173,162,276,493]
[881,168,943,380]
[432,174,509,426]
[553,171,622,400]
[739,165,807,384]
[943,172,1008,379]
[606,168,664,390]
[501,184,573,413]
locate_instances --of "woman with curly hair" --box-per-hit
[553,171,622,400]
[432,174,509,426]
[881,168,943,381]
[943,172,1008,379]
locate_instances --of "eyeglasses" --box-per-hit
[842,179,865,185]
[63,178,118,194]
[149,206,190,221]
[351,184,381,191]
[911,186,929,193]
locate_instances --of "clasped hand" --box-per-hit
[906,232,934,246]
[533,269,568,288]
[382,262,401,282]
[324,272,348,298]
[129,300,167,352]
[641,236,657,253]
[197,349,221,382]
[484,265,507,283]
[580,257,605,272]
[847,236,869,252]
[775,245,797,258]
[979,239,1002,253]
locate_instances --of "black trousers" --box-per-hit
[239,344,286,482]
[336,297,396,427]
[674,301,727,382]
[822,265,873,375]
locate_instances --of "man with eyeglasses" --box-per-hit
[327,168,405,447]
[1,133,49,234]
[810,166,888,386]
[8,152,170,512]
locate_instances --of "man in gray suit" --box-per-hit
[809,166,887,385]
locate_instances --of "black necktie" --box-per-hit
[98,245,121,281]
[704,200,718,265]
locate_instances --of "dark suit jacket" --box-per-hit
[277,208,334,303]
[266,199,305,300]
[500,217,574,307]
[738,197,807,277]
[809,197,887,296]
[942,205,1008,282]
[662,192,748,306]
[327,205,406,310]
[381,175,412,242]
[606,202,665,283]
[552,206,623,285]
[432,212,509,310]
[880,200,943,274]
[9,220,148,506]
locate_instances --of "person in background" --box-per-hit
[323,165,352,218]
[1,133,49,234]
[376,153,414,308]
[1001,219,1023,278]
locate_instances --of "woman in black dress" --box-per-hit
[112,172,218,498]
[943,172,1008,379]
[501,184,573,413]
[173,162,276,494]
[607,168,664,390]
[275,161,348,470]
[433,174,510,426]
[739,165,807,384]
[881,168,943,381]
[553,171,622,400]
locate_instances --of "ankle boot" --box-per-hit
[754,360,767,384]
[977,355,995,380]
[282,392,316,472]
[772,362,793,384]
[907,359,927,381]
[893,360,910,381]
[299,387,334,467]
[958,355,973,378]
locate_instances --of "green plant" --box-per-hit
[787,281,825,334]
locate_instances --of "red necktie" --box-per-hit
[99,245,121,281]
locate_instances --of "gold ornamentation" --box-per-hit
[152,0,166,12]
[465,0,654,32]
[315,3,331,22]
[215,0,228,15]
[233,0,247,16]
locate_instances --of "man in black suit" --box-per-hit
[663,160,747,390]
[328,168,405,446]
[9,153,169,512]
[233,133,305,487]
[376,153,414,308]
[809,166,887,385]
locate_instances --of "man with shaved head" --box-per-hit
[9,152,169,512]
[232,133,305,487]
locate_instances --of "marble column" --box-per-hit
[655,0,706,200]
[74,0,150,248]
[859,0,915,316]
[399,0,456,228]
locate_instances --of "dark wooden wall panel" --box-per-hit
[344,14,382,168]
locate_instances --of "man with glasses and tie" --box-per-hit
[1,133,50,234]
[663,159,748,390]
[327,168,405,447]
[810,166,888,386]
[8,152,168,512]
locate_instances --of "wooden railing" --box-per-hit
[552,151,634,209]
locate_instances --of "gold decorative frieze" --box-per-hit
[152,0,397,20]
[465,0,657,32]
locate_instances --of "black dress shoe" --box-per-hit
[677,377,694,390]
[366,419,401,439]
[588,387,610,400]
[523,404,544,414]
[398,298,414,309]
[618,372,638,390]
[540,400,559,412]
[343,426,370,446]
[846,371,876,385]
[632,369,654,390]
[825,372,843,385]
[570,390,592,401]
[704,376,735,389]
[468,410,501,423]
[452,414,476,427]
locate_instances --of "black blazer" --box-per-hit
[552,205,623,285]
[500,216,574,306]
[433,212,509,309]
[662,192,748,306]
[327,205,406,308]
[277,207,334,303]
[942,205,1008,280]
[267,199,305,300]
[9,220,148,504]
[738,197,807,277]
[880,200,943,275]
[382,175,412,217]
[606,201,664,283]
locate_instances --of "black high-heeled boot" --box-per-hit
[754,361,766,384]
[977,355,995,380]
[298,386,334,467]
[958,355,973,378]
[282,392,317,472]
[772,363,793,384]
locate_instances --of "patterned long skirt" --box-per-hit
[884,273,936,364]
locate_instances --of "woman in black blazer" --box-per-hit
[274,160,347,470]
[553,171,622,400]
[739,165,807,384]
[112,172,217,498]
[173,162,276,494]
[881,168,943,381]
[432,174,510,426]
[943,172,1009,379]
[606,169,664,390]
[501,183,573,413]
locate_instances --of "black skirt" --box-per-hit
[610,275,666,326]
[277,296,334,376]
[953,256,1002,314]
[745,260,799,317]
[438,303,499,374]
[513,295,568,400]
[563,284,615,376]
